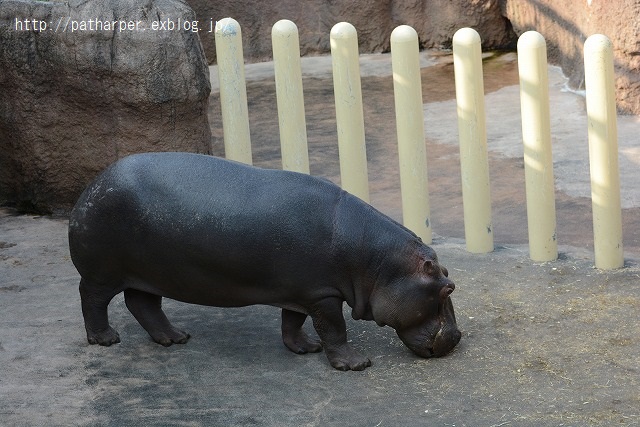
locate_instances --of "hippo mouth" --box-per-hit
[399,324,462,358]
[397,297,462,358]
[419,324,462,358]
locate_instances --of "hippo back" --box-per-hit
[68,153,344,304]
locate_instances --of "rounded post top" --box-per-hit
[517,30,546,49]
[272,19,298,37]
[390,25,418,43]
[453,27,481,47]
[215,17,240,36]
[330,22,357,39]
[584,34,613,53]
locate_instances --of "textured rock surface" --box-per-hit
[190,0,517,63]
[194,0,639,113]
[0,0,211,213]
[502,0,640,115]
[501,0,640,115]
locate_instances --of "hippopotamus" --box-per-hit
[68,152,461,371]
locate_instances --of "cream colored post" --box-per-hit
[214,18,252,165]
[272,20,310,174]
[330,22,370,202]
[391,25,431,243]
[452,28,493,253]
[517,31,558,262]
[584,34,623,269]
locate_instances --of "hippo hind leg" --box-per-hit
[79,278,121,346]
[123,289,190,346]
[281,309,322,354]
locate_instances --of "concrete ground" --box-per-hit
[1,52,639,426]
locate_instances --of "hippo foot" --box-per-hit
[151,328,191,347]
[283,330,323,354]
[87,327,121,346]
[281,308,322,354]
[325,345,372,371]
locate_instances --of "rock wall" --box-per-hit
[193,0,639,114]
[502,0,640,115]
[189,0,517,63]
[0,0,211,213]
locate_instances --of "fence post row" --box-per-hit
[330,22,370,203]
[584,34,624,270]
[272,19,310,174]
[517,31,558,262]
[214,17,253,165]
[452,27,494,254]
[391,25,432,244]
[214,19,624,269]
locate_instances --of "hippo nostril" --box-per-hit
[439,285,454,300]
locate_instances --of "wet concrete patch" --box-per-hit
[0,284,26,292]
[209,51,640,254]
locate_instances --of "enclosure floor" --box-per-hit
[1,51,639,426]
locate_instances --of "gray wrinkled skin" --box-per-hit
[69,153,461,371]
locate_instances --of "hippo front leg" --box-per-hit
[309,297,372,371]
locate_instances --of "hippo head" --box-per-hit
[370,247,461,358]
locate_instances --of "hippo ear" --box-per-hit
[442,266,449,277]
